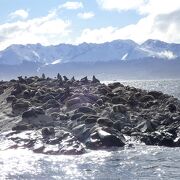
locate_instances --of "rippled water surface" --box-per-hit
[1,79,180,180]
[0,145,180,180]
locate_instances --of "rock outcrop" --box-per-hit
[0,75,180,155]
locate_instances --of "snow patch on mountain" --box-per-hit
[121,53,128,60]
[51,59,62,65]
[32,51,40,59]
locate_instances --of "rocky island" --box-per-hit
[0,75,180,155]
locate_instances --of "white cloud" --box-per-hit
[158,51,177,59]
[76,11,180,44]
[78,12,95,19]
[9,9,29,20]
[97,0,180,15]
[0,11,71,50]
[76,27,117,44]
[59,1,83,10]
[139,0,180,15]
[76,0,180,44]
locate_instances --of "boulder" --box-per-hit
[108,82,123,89]
[112,96,127,104]
[86,127,125,149]
[140,131,175,147]
[113,120,132,131]
[113,104,127,114]
[12,99,31,113]
[43,99,60,109]
[23,90,31,99]
[166,103,177,113]
[136,120,156,133]
[71,113,84,121]
[98,86,111,95]
[140,95,155,102]
[41,127,55,137]
[22,108,53,127]
[148,91,163,99]
[85,116,97,124]
[66,97,81,108]
[41,94,55,103]
[96,99,103,106]
[76,106,96,115]
[6,95,16,103]
[97,118,113,127]
[12,124,31,131]
[22,107,45,118]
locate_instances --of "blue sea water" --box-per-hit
[0,79,180,180]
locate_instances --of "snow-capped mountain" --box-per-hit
[0,39,180,65]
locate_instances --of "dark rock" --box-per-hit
[58,114,69,121]
[86,127,125,149]
[96,99,103,106]
[71,113,84,121]
[66,97,81,107]
[166,103,177,113]
[108,82,123,89]
[141,131,175,147]
[85,94,99,102]
[12,99,31,113]
[140,95,155,102]
[42,94,55,103]
[23,90,31,99]
[136,120,156,133]
[128,95,138,107]
[148,91,163,99]
[6,95,16,103]
[85,117,97,124]
[42,127,54,137]
[2,75,180,152]
[113,104,127,114]
[98,86,111,95]
[144,100,158,108]
[43,99,60,109]
[97,118,113,127]
[112,96,127,104]
[113,120,132,131]
[77,106,96,115]
[22,109,53,127]
[12,124,30,131]
[72,124,92,142]
[0,87,4,94]
[22,107,45,118]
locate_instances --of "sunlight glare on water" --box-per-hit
[0,79,180,179]
[1,144,180,179]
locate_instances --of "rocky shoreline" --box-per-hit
[0,75,180,155]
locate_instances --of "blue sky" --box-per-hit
[0,0,180,50]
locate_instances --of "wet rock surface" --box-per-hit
[0,75,180,155]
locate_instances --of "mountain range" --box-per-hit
[0,39,180,80]
[0,39,180,65]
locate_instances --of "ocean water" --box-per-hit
[0,79,180,180]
